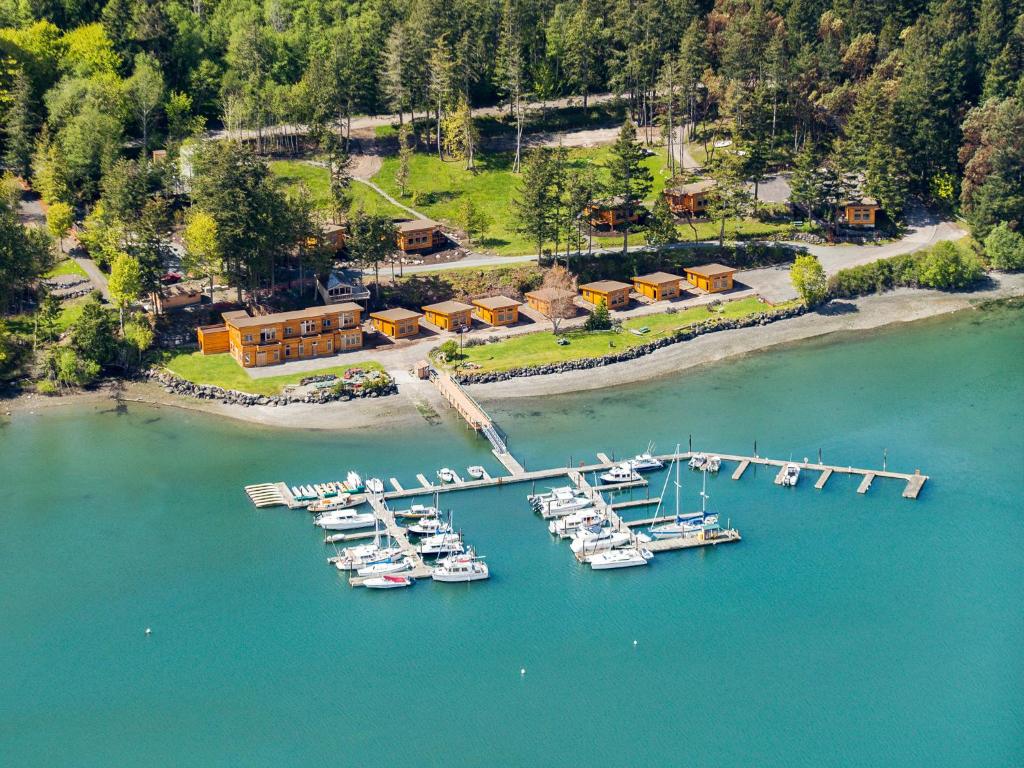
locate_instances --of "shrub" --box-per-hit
[584,300,612,331]
[984,223,1024,271]
[437,339,460,362]
[828,241,984,298]
[917,242,985,290]
[790,254,828,306]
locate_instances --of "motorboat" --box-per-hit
[343,471,364,492]
[331,546,403,571]
[406,516,453,536]
[536,494,593,519]
[431,549,489,582]
[781,463,800,487]
[589,547,653,570]
[549,508,607,538]
[705,455,722,473]
[363,575,413,589]
[689,453,709,470]
[437,468,458,484]
[599,463,641,484]
[417,531,465,557]
[357,557,412,577]
[307,495,357,513]
[365,477,385,495]
[628,453,664,472]
[315,512,377,531]
[570,526,632,555]
[394,503,439,520]
[467,465,486,480]
[527,485,578,505]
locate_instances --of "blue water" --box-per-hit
[2,304,1022,766]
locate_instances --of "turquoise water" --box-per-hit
[2,304,1022,767]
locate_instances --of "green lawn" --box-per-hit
[269,160,407,218]
[455,296,793,372]
[44,258,88,279]
[160,351,384,396]
[7,296,93,336]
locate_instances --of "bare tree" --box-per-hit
[538,264,577,335]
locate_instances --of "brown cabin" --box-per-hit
[397,219,442,252]
[580,280,632,310]
[632,272,684,301]
[472,295,521,326]
[370,307,422,339]
[842,197,880,228]
[525,288,577,318]
[664,179,715,216]
[584,196,642,229]
[685,263,735,294]
[152,281,203,313]
[422,300,473,332]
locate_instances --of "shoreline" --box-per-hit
[5,275,1022,429]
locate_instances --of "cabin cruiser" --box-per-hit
[589,547,653,570]
[406,516,453,536]
[365,477,385,495]
[363,575,413,589]
[314,511,377,531]
[527,485,578,506]
[356,557,412,577]
[536,493,593,519]
[307,495,358,513]
[781,463,800,487]
[394,503,439,520]
[467,466,486,480]
[437,468,458,484]
[330,544,403,570]
[628,453,664,472]
[688,453,715,470]
[569,525,632,555]
[599,464,641,484]
[431,549,489,582]
[417,531,465,557]
[549,508,607,538]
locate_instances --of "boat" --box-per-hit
[343,471,364,493]
[569,525,631,555]
[417,531,465,556]
[363,575,413,589]
[650,451,713,540]
[467,465,486,480]
[315,512,377,531]
[431,549,489,582]
[356,557,412,577]
[688,453,709,470]
[394,503,439,520]
[307,495,357,513]
[536,494,593,519]
[705,455,722,473]
[365,477,385,495]
[781,463,800,487]
[527,485,577,505]
[599,463,641,484]
[406,515,453,536]
[549,508,607,538]
[589,547,653,570]
[437,468,458,484]
[331,545,403,570]
[628,452,664,472]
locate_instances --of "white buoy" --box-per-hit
[145,627,152,636]
[520,667,526,676]
[633,639,638,646]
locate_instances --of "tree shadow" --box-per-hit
[478,237,510,249]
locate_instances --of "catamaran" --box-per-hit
[417,531,465,556]
[535,493,593,519]
[431,549,489,582]
[599,464,641,484]
[589,547,653,570]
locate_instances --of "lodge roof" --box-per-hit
[223,305,344,329]
[633,271,683,286]
[472,295,521,310]
[580,280,633,293]
[370,307,423,322]
[685,263,735,278]
[422,300,473,315]
[666,179,715,195]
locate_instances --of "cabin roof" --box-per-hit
[526,288,576,302]
[685,263,735,278]
[843,196,879,207]
[225,305,343,329]
[422,300,473,315]
[666,179,715,195]
[324,269,364,290]
[330,302,364,313]
[633,272,683,286]
[472,295,521,310]
[370,307,422,322]
[580,280,633,293]
[396,218,438,233]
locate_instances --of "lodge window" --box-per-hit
[260,327,276,343]
[323,318,331,328]
[284,326,293,337]
[300,320,316,334]
[244,334,253,343]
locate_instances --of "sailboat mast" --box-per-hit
[674,443,681,520]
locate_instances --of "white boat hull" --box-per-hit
[570,530,631,554]
[590,549,651,570]
[315,513,377,531]
[357,560,411,577]
[431,568,489,582]
[363,576,412,589]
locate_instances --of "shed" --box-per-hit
[154,281,203,313]
[197,324,229,355]
[632,272,684,301]
[422,300,473,332]
[471,295,521,326]
[525,288,577,317]
[370,307,422,339]
[842,196,880,228]
[397,219,441,252]
[684,263,735,293]
[579,280,632,309]
[664,179,715,215]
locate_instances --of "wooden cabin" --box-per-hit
[525,288,577,318]
[322,223,346,250]
[422,300,473,332]
[198,304,364,368]
[632,272,684,301]
[152,281,203,313]
[370,307,422,339]
[579,280,632,310]
[664,179,714,216]
[318,269,370,305]
[472,295,521,326]
[397,219,442,252]
[584,196,642,229]
[684,263,735,294]
[842,197,880,228]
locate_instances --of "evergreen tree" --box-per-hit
[645,196,679,249]
[3,70,35,177]
[514,148,556,257]
[584,299,612,331]
[605,120,653,256]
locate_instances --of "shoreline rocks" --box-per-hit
[145,369,398,407]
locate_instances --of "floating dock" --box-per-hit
[346,494,434,587]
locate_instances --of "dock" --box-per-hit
[902,471,927,499]
[244,483,286,508]
[815,468,833,489]
[645,529,741,552]
[347,494,434,587]
[857,473,875,494]
[731,460,750,480]
[609,497,661,511]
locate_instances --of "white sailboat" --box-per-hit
[589,547,653,570]
[650,452,714,540]
[536,493,593,519]
[363,575,413,589]
[356,557,412,577]
[569,525,632,555]
[407,514,453,536]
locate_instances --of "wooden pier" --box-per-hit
[731,460,750,480]
[814,468,833,489]
[346,494,434,587]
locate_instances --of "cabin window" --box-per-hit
[323,318,331,328]
[285,346,291,357]
[300,320,316,334]
[326,340,332,351]
[244,334,253,343]
[260,327,276,343]
[284,326,293,337]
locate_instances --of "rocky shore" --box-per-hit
[144,369,398,407]
[454,305,806,384]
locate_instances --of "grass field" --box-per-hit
[454,296,793,372]
[7,296,93,337]
[269,160,406,219]
[44,259,88,279]
[160,351,384,396]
